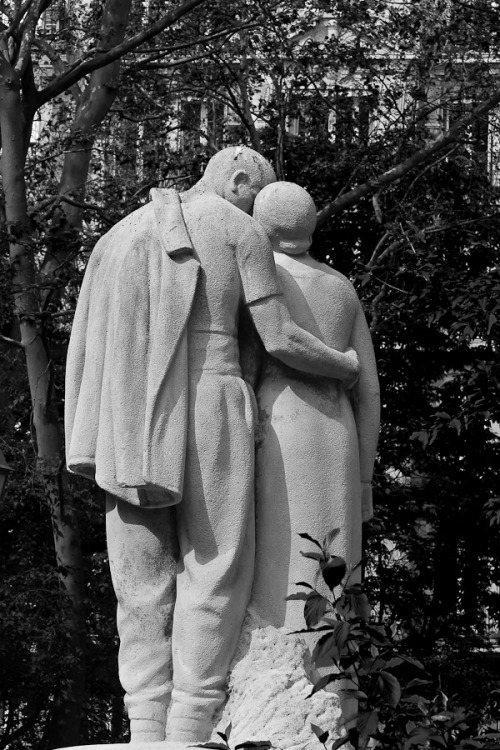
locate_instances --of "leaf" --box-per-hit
[234,743,272,750]
[285,592,309,601]
[402,695,430,712]
[331,735,350,750]
[304,592,328,627]
[312,632,338,666]
[311,722,329,744]
[427,734,447,748]
[406,678,433,690]
[300,550,324,562]
[216,723,231,744]
[357,710,379,741]
[294,581,314,589]
[376,671,402,707]
[339,652,359,670]
[307,672,344,696]
[404,726,433,750]
[410,431,429,447]
[334,620,351,652]
[365,625,390,644]
[321,556,347,589]
[322,528,340,550]
[400,654,425,670]
[369,656,389,673]
[348,727,360,750]
[349,590,371,622]
[385,656,404,669]
[194,744,229,749]
[338,689,369,700]
[298,532,323,550]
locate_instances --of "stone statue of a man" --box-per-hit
[65,147,360,743]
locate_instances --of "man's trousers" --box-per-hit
[106,371,256,742]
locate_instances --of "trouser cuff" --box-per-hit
[126,698,169,724]
[129,718,165,742]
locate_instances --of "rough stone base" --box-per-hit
[62,612,341,750]
[213,611,340,749]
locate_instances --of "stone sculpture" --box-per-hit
[250,181,380,631]
[65,147,360,744]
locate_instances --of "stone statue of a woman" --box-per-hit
[250,182,380,630]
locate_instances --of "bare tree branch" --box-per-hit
[6,0,34,35]
[317,88,500,226]
[32,37,83,102]
[125,23,255,71]
[14,0,43,75]
[58,195,114,226]
[35,0,211,107]
[0,332,24,348]
[138,49,223,70]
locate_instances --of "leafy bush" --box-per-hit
[291,530,500,750]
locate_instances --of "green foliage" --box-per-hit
[298,533,500,750]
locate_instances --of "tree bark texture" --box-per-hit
[0,54,86,747]
[43,0,134,286]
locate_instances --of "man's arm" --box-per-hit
[238,304,263,390]
[349,302,381,522]
[248,294,359,386]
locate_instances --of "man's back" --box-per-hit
[181,191,279,350]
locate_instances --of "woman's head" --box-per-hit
[253,181,317,254]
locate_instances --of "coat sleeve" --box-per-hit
[65,231,113,477]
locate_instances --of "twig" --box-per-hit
[373,276,409,294]
[58,195,114,226]
[36,0,211,106]
[39,309,74,319]
[0,333,24,349]
[6,0,34,35]
[125,23,256,71]
[369,285,387,333]
[402,145,460,200]
[367,231,390,268]
[317,88,500,224]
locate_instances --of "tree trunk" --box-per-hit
[42,0,133,287]
[0,59,86,747]
[40,1,133,743]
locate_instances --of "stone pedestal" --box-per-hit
[63,613,341,750]
[212,612,341,748]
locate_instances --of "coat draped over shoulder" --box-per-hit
[65,189,200,507]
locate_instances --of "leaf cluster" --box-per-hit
[295,532,500,750]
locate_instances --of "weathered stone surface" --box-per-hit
[252,182,380,632]
[65,148,362,744]
[63,613,341,750]
[213,613,340,749]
